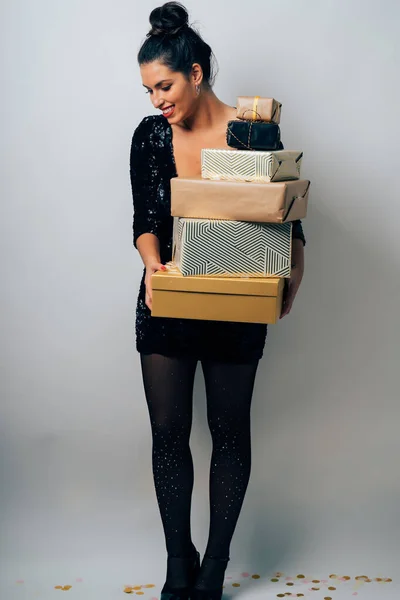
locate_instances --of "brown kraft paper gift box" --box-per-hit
[151,264,285,325]
[236,96,282,123]
[170,177,310,224]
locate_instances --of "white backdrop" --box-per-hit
[1,0,400,597]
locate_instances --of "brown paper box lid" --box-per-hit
[152,264,284,296]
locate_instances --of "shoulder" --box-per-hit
[132,115,170,144]
[130,115,172,169]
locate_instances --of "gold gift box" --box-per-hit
[236,96,282,123]
[151,264,284,324]
[170,176,310,223]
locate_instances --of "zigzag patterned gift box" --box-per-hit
[201,149,303,183]
[172,217,292,278]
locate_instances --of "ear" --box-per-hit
[191,63,204,87]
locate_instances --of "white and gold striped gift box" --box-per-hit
[172,217,292,278]
[201,148,302,183]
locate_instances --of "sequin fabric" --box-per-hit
[130,115,306,363]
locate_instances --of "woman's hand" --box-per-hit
[280,266,304,318]
[280,238,304,318]
[144,259,166,310]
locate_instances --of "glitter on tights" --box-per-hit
[140,353,259,562]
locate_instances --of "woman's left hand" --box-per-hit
[280,238,305,319]
[280,266,303,318]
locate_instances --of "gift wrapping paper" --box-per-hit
[236,95,282,123]
[171,177,310,223]
[172,217,292,278]
[201,149,303,182]
[226,120,282,151]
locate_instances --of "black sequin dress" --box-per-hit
[130,115,306,363]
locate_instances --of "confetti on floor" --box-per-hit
[11,571,394,597]
[123,584,156,595]
[54,585,72,591]
[264,572,394,599]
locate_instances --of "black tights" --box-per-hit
[140,353,259,561]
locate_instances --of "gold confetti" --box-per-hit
[286,582,294,586]
[252,574,260,579]
[312,579,320,583]
[271,578,280,582]
[276,572,284,577]
[232,583,240,587]
[342,576,351,580]
[329,574,337,579]
[328,586,336,590]
[277,595,285,598]
[297,574,305,578]
[54,585,72,591]
[324,597,332,600]
[136,593,144,596]
[143,584,155,588]
[311,587,320,591]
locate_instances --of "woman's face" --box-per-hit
[140,60,199,123]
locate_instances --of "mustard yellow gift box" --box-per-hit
[151,264,284,324]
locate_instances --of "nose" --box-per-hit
[152,92,164,109]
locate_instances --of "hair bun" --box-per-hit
[149,2,189,37]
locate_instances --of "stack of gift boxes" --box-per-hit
[152,95,310,324]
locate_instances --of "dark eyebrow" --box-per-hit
[142,79,172,90]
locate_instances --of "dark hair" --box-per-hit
[137,2,217,88]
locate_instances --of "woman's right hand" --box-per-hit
[144,259,166,310]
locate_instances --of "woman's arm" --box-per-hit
[130,118,167,309]
[130,117,164,250]
[136,233,162,269]
[280,222,306,318]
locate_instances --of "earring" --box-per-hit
[195,84,200,96]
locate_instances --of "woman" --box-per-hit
[130,3,305,599]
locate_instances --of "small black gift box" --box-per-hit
[226,120,283,151]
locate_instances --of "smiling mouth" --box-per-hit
[161,105,175,116]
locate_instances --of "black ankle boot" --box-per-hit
[160,547,201,600]
[190,555,230,600]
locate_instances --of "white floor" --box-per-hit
[0,558,396,600]
[1,434,398,600]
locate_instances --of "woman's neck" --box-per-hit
[181,89,232,132]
